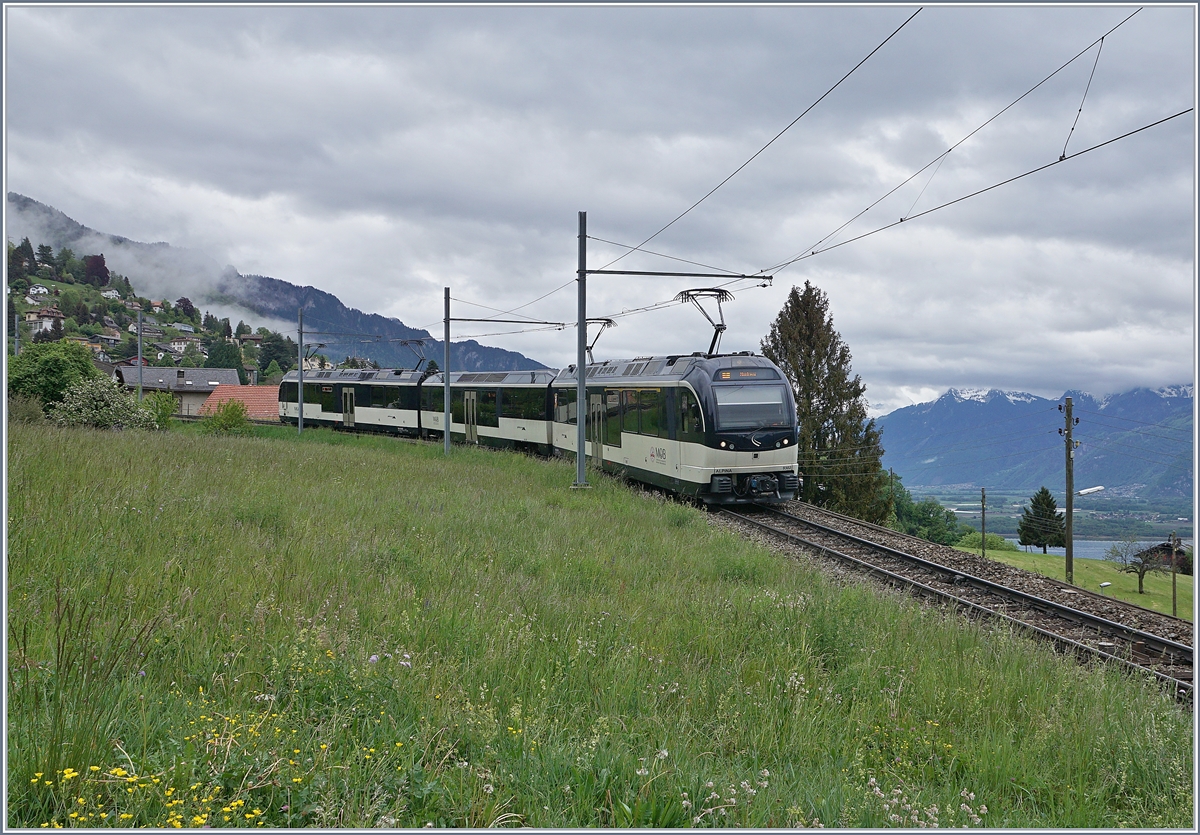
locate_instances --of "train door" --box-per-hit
[464,389,478,443]
[342,388,355,428]
[589,393,604,462]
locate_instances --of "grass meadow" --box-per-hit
[6,423,1194,828]
[954,546,1194,622]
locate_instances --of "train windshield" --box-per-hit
[712,384,791,431]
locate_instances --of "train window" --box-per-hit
[639,388,666,438]
[554,388,577,424]
[678,388,704,442]
[712,384,790,430]
[622,390,639,435]
[451,391,465,423]
[303,382,322,407]
[500,388,546,420]
[477,390,499,427]
[279,382,297,403]
[604,389,621,447]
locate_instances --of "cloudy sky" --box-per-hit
[4,4,1195,414]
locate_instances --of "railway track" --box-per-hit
[720,503,1193,701]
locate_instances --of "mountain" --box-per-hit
[876,386,1194,498]
[6,193,547,372]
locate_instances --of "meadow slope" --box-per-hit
[6,424,1193,827]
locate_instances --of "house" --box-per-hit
[151,301,164,313]
[169,335,202,354]
[127,322,165,338]
[24,295,38,305]
[25,306,65,333]
[103,316,119,329]
[114,366,241,416]
[236,333,263,347]
[95,330,122,347]
[28,284,49,296]
[1135,542,1193,575]
[101,289,122,300]
[124,300,142,311]
[151,342,183,362]
[170,322,195,333]
[199,384,280,422]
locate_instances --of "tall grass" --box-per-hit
[6,424,1193,827]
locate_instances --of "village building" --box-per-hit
[25,306,65,334]
[200,384,279,422]
[114,366,241,416]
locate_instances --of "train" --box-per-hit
[278,351,800,504]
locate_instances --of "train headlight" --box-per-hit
[719,440,727,448]
[782,438,789,445]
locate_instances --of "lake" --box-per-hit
[1004,539,1195,561]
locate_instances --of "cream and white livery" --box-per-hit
[279,352,800,504]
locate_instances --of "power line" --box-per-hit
[774,108,1192,268]
[763,7,1142,273]
[599,7,922,272]
[587,235,743,275]
[1074,407,1193,434]
[1060,36,1106,160]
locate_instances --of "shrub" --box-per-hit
[142,392,177,430]
[7,340,100,408]
[7,393,45,424]
[955,531,1018,552]
[201,398,251,435]
[48,376,155,430]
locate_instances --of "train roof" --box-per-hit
[282,368,559,386]
[279,355,780,388]
[552,352,780,385]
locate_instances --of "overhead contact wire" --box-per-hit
[598,6,923,272]
[784,108,1192,264]
[763,7,1143,273]
[1061,36,1106,160]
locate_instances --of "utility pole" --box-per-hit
[13,311,19,356]
[1171,530,1178,618]
[1060,397,1078,584]
[297,307,304,433]
[444,287,451,456]
[573,211,588,488]
[137,310,144,401]
[981,487,986,560]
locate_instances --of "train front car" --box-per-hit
[682,354,799,504]
[551,352,799,505]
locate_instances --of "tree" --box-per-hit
[420,359,439,383]
[82,254,110,287]
[175,297,197,320]
[7,340,101,409]
[262,359,284,383]
[180,342,205,367]
[204,340,247,384]
[1018,486,1066,554]
[8,237,36,279]
[202,312,219,332]
[151,351,176,367]
[36,243,54,266]
[1104,536,1162,594]
[761,281,889,522]
[257,331,295,374]
[888,478,971,545]
[235,320,251,337]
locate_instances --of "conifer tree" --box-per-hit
[761,281,888,522]
[1018,486,1066,553]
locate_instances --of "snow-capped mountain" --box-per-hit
[877,386,1193,498]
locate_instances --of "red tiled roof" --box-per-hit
[200,385,280,421]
